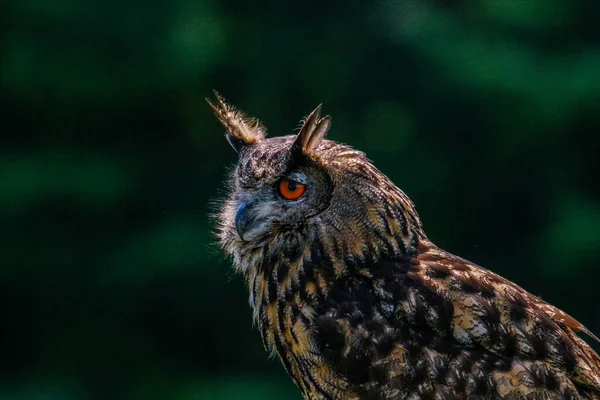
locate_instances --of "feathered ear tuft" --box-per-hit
[292,104,331,158]
[206,90,266,153]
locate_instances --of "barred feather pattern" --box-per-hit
[214,109,600,399]
[227,238,600,399]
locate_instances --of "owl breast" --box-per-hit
[247,238,600,400]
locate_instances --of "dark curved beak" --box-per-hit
[235,202,251,241]
[235,201,270,241]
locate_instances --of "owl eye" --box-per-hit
[278,178,306,200]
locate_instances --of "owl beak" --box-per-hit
[235,202,251,241]
[235,201,270,241]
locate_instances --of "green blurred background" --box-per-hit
[1,0,599,398]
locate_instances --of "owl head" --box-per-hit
[208,92,424,273]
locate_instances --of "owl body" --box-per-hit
[208,93,600,399]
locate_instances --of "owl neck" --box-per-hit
[240,213,424,361]
[242,197,425,314]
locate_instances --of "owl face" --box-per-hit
[209,93,422,269]
[228,135,334,243]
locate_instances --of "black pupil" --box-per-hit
[287,181,297,191]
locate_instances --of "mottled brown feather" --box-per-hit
[212,97,600,399]
[205,91,266,144]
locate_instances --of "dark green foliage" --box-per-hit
[0,0,598,398]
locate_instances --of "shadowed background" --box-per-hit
[1,0,599,399]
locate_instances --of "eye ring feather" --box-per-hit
[278,178,306,200]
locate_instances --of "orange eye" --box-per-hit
[278,178,306,200]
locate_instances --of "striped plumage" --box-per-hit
[208,92,600,399]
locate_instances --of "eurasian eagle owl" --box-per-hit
[208,92,600,399]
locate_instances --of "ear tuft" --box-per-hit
[206,91,266,152]
[292,104,331,157]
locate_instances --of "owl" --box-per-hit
[207,92,600,399]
